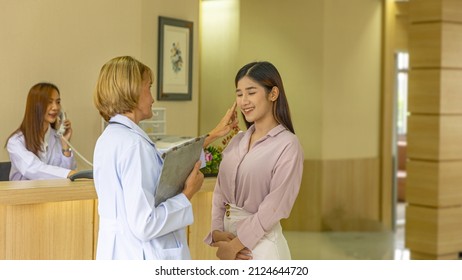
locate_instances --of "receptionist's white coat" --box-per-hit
[7,126,76,180]
[93,115,193,260]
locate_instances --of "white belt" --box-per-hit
[224,203,252,219]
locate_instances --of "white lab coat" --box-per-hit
[93,114,194,260]
[7,127,76,180]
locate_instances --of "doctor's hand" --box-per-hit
[204,102,238,148]
[182,161,204,201]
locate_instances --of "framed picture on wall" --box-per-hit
[157,16,193,101]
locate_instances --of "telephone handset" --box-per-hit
[57,111,67,136]
[55,111,94,169]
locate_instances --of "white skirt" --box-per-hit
[223,203,291,260]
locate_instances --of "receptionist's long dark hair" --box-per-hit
[5,83,60,156]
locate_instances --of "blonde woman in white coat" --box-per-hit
[93,56,237,260]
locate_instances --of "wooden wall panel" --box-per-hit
[409,251,459,260]
[410,0,462,23]
[0,179,97,260]
[188,178,218,260]
[409,23,441,68]
[321,158,380,231]
[408,69,441,113]
[442,0,462,22]
[407,0,462,260]
[189,191,217,260]
[407,115,462,160]
[407,160,462,207]
[93,199,99,260]
[409,0,441,23]
[0,206,5,259]
[282,160,322,231]
[284,158,380,232]
[442,23,462,67]
[4,200,95,260]
[410,23,462,69]
[409,69,462,114]
[405,204,462,257]
[286,158,380,232]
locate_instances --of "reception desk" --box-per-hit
[0,179,97,259]
[189,177,218,260]
[0,177,216,260]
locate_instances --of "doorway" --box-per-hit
[393,51,409,233]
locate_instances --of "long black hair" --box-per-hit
[235,61,295,134]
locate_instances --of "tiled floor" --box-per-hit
[285,202,410,260]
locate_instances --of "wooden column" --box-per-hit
[406,0,462,260]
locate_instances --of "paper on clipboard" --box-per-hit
[154,134,207,206]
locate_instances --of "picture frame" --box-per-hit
[157,16,193,101]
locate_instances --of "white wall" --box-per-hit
[141,0,200,137]
[321,0,381,159]
[199,0,240,136]
[0,0,200,166]
[200,0,382,160]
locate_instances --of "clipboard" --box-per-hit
[154,134,207,206]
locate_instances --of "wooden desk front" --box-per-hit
[0,179,97,260]
[0,178,216,260]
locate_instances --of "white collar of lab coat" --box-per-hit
[38,124,52,160]
[42,124,52,152]
[109,114,155,146]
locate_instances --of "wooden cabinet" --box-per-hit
[140,107,167,137]
[101,107,167,137]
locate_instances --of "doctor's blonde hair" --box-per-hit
[94,56,152,122]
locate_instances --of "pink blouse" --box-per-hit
[204,124,304,250]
